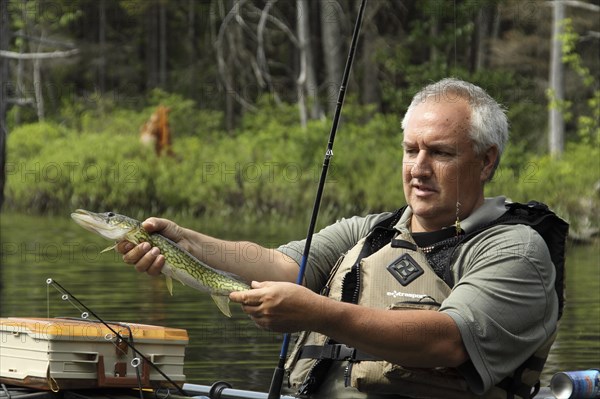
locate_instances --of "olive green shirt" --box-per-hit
[277,197,558,396]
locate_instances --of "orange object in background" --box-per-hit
[140,105,175,157]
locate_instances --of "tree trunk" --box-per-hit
[159,1,167,88]
[360,2,381,107]
[549,0,565,158]
[471,5,493,72]
[187,0,196,97]
[146,4,159,89]
[33,31,44,121]
[15,0,27,125]
[0,0,9,210]
[300,0,321,119]
[98,0,106,93]
[320,0,344,115]
[220,0,236,132]
[429,13,439,64]
[296,0,311,127]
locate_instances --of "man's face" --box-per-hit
[402,98,496,232]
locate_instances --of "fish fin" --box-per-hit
[166,276,174,296]
[100,243,118,253]
[211,294,232,318]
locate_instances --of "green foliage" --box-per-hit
[561,19,595,88]
[6,122,70,160]
[488,21,600,234]
[5,100,406,218]
[5,93,597,243]
[547,18,600,146]
[5,121,154,215]
[330,111,405,214]
[486,142,599,234]
[560,24,600,147]
[577,90,600,145]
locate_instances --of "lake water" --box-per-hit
[0,211,598,392]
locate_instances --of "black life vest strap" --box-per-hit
[497,354,546,398]
[443,201,569,319]
[299,344,380,362]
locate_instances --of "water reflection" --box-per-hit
[1,212,598,391]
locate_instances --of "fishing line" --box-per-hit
[45,278,186,396]
[47,281,50,319]
[266,1,367,398]
[47,281,88,317]
[452,0,462,235]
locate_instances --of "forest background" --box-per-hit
[0,0,598,239]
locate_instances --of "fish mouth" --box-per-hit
[71,209,132,241]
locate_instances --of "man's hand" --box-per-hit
[229,281,325,332]
[116,217,184,275]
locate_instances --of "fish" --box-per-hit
[70,209,250,317]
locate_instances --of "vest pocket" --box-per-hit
[388,297,442,311]
[351,361,476,398]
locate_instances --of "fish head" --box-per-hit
[71,209,143,241]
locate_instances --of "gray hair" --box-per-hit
[401,78,509,180]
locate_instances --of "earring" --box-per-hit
[454,201,463,235]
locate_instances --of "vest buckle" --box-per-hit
[335,344,357,361]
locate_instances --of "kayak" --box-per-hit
[0,383,557,399]
[0,317,587,399]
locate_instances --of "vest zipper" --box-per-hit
[298,359,321,396]
[344,361,354,387]
[347,260,362,304]
[299,260,361,395]
[340,261,361,388]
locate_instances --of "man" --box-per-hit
[119,78,560,398]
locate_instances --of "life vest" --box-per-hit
[285,201,568,399]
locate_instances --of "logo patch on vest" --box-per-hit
[387,254,424,286]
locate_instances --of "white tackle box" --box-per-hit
[0,317,188,391]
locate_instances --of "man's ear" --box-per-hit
[481,146,499,182]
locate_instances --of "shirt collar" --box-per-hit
[394,196,509,234]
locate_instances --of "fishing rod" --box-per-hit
[267,1,367,398]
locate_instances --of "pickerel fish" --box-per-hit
[71,209,250,317]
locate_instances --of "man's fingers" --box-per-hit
[120,242,164,275]
[131,246,164,275]
[229,290,249,304]
[251,280,266,289]
[116,241,134,254]
[122,242,151,264]
[229,290,261,306]
[145,253,165,276]
[142,217,163,233]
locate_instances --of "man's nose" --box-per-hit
[409,151,433,178]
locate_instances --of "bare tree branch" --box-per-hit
[216,0,257,111]
[257,0,278,94]
[545,0,600,12]
[0,49,79,60]
[249,3,299,47]
[12,32,77,49]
